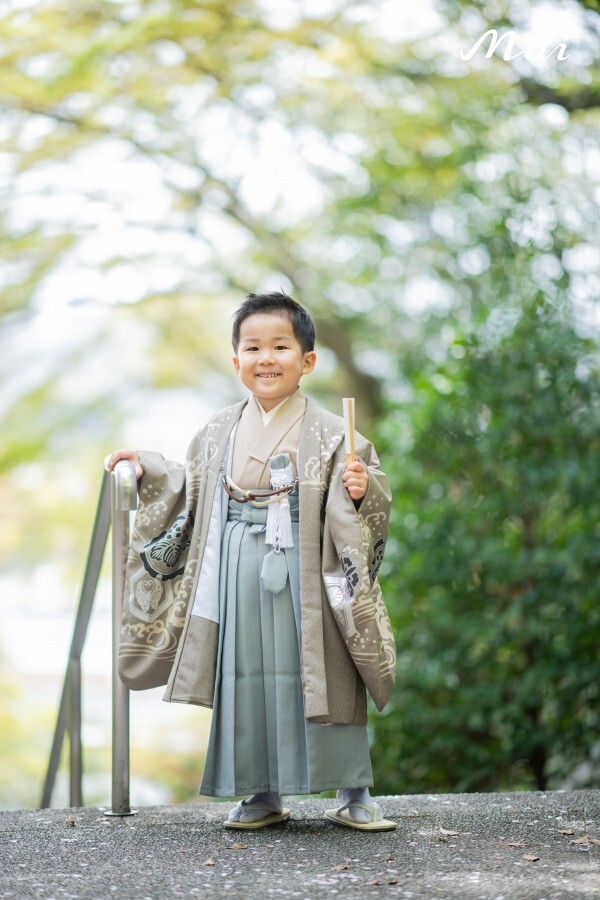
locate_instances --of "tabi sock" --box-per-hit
[227,791,283,823]
[336,787,373,824]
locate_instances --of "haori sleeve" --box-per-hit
[322,435,396,710]
[119,449,194,690]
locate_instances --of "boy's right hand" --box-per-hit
[106,449,144,481]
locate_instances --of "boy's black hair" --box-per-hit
[232,291,316,354]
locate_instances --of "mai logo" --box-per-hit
[460,29,569,62]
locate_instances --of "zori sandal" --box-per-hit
[224,800,291,830]
[324,800,396,831]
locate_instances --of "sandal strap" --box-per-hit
[239,799,281,813]
[335,800,382,822]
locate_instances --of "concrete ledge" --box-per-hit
[1,791,599,898]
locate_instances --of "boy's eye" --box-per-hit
[244,344,288,351]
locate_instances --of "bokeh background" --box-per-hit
[1,0,599,810]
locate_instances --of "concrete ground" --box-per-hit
[1,791,598,899]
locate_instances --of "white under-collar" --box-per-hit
[255,392,294,425]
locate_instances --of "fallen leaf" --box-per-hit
[230,843,248,850]
[68,819,77,827]
[365,879,382,886]
[570,836,600,845]
[203,859,215,867]
[557,829,575,835]
[439,827,471,836]
[388,878,399,885]
[522,854,539,862]
[503,842,526,847]
[333,864,350,871]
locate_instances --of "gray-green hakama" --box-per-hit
[200,491,373,797]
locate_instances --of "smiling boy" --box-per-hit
[108,291,396,830]
[234,311,317,410]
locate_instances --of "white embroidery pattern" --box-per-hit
[323,575,359,639]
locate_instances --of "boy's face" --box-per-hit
[233,312,316,411]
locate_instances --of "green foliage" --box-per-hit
[374,297,600,792]
[133,747,205,805]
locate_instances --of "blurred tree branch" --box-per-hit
[518,79,600,111]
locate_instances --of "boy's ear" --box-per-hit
[303,351,317,374]
[233,355,240,375]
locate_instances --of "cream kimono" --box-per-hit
[119,388,396,726]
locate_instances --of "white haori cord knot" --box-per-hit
[265,460,295,553]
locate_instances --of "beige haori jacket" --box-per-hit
[119,388,396,725]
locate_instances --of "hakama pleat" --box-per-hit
[200,492,373,797]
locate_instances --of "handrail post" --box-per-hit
[106,460,138,817]
[41,470,112,809]
[41,460,140,812]
[69,659,83,807]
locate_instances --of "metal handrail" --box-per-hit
[41,460,138,813]
[107,461,137,816]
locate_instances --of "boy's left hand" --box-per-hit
[342,459,368,501]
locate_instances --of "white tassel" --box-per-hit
[265,458,295,552]
[265,495,294,552]
[278,496,294,547]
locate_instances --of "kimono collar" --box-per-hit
[242,387,307,466]
[255,392,295,425]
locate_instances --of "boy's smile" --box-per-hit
[233,313,316,411]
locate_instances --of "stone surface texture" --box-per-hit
[1,791,599,898]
